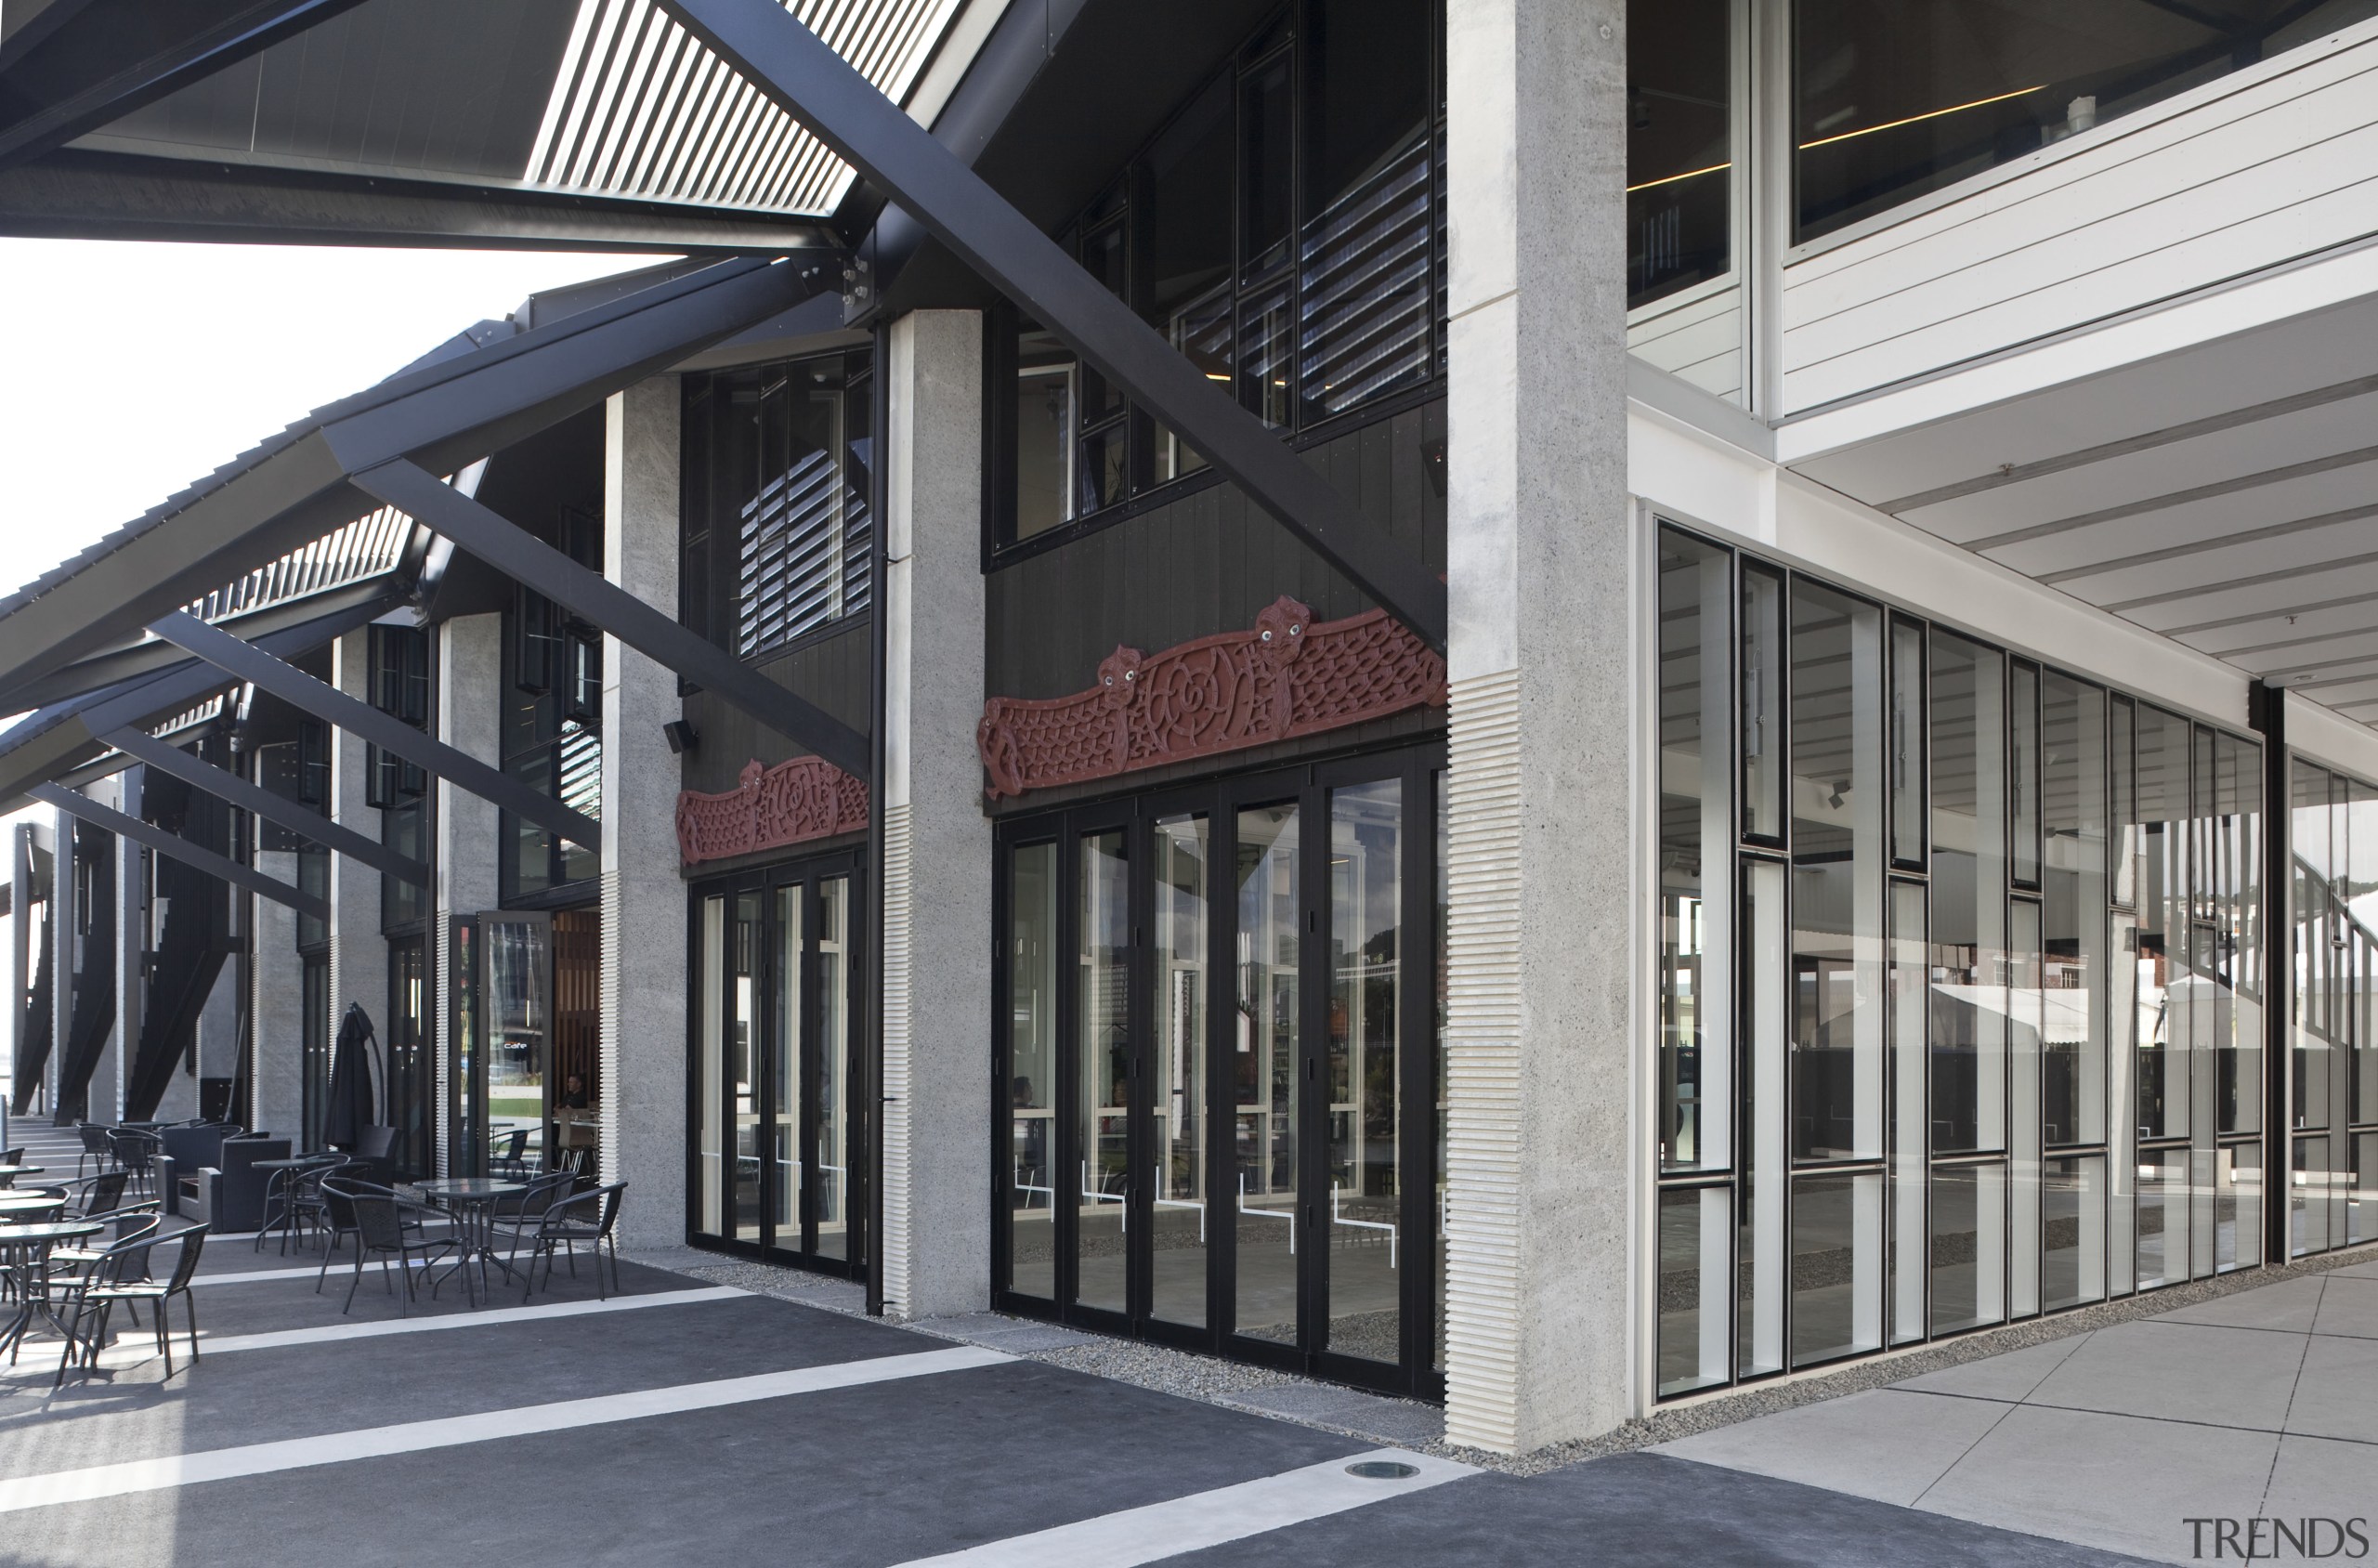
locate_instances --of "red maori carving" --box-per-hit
[976,596,1446,800]
[676,755,869,865]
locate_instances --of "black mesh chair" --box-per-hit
[314,1179,444,1294]
[520,1183,626,1302]
[489,1129,531,1180]
[75,1224,207,1379]
[256,1155,341,1254]
[49,1215,164,1385]
[484,1169,579,1274]
[108,1130,162,1201]
[74,1123,111,1180]
[49,1202,162,1278]
[68,1169,129,1221]
[324,1181,453,1316]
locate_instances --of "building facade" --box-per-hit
[4,0,2378,1457]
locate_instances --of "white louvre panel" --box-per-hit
[526,0,964,218]
[1298,138,1435,417]
[184,507,415,624]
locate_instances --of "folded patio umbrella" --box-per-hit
[325,1002,378,1147]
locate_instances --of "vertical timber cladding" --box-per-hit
[985,401,1446,701]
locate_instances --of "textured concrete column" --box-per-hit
[599,378,687,1248]
[249,850,305,1143]
[879,309,990,1321]
[92,774,140,1126]
[1441,0,1634,1453]
[329,630,386,1123]
[49,809,72,1121]
[435,613,503,1172]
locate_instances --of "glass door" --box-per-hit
[479,909,554,1173]
[994,750,1438,1395]
[688,856,866,1274]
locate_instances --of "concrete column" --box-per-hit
[49,808,72,1122]
[1441,0,1634,1453]
[328,630,387,1130]
[102,772,139,1126]
[879,308,989,1321]
[435,613,503,1174]
[249,850,305,1143]
[599,377,688,1248]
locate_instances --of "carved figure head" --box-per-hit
[1251,596,1312,669]
[1096,645,1145,710]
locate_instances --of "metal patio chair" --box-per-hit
[324,1181,453,1316]
[519,1182,625,1302]
[74,1224,208,1379]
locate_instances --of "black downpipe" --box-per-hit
[2248,680,2290,1266]
[864,320,891,1317]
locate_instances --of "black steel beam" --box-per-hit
[355,459,872,779]
[150,610,601,850]
[0,0,371,173]
[32,782,327,923]
[656,0,1447,651]
[0,148,847,254]
[0,256,824,707]
[102,725,430,888]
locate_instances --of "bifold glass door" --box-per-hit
[690,856,865,1274]
[995,751,1440,1395]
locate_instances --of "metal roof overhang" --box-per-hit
[0,253,824,712]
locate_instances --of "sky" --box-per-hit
[0,238,672,1101]
[0,239,674,605]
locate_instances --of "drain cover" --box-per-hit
[1346,1460,1420,1481]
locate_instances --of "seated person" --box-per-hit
[556,1072,593,1110]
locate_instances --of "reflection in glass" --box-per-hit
[1007,843,1059,1300]
[1790,581,1884,1163]
[2136,1149,2188,1288]
[773,886,802,1246]
[2011,662,2040,888]
[698,898,724,1235]
[2214,733,2263,1139]
[1660,530,1733,1172]
[727,894,759,1242]
[1327,782,1404,1363]
[1659,1185,1732,1396]
[1740,858,1787,1378]
[2136,706,2192,1143]
[2010,897,2042,1315]
[1153,817,1210,1327]
[1930,1162,2006,1335]
[1235,804,1301,1343]
[1627,0,1733,307]
[1014,349,1076,541]
[2043,1156,2105,1311]
[1078,831,1130,1313]
[816,878,852,1262]
[1930,632,2006,1155]
[1239,51,1294,281]
[1888,881,1927,1344]
[1889,619,1925,867]
[2221,1143,2262,1273]
[2042,673,2106,1147]
[2109,909,2139,1296]
[2293,1135,2332,1260]
[1742,566,1785,842]
[2352,1133,2377,1246]
[1792,1170,1882,1366]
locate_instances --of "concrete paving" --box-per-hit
[1655,1255,2378,1565]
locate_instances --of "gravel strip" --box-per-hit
[644,1239,2378,1477]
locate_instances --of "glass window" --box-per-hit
[2011,661,2041,888]
[1930,1162,2006,1334]
[1740,856,1788,1378]
[1326,780,1404,1364]
[1930,632,2006,1156]
[2043,1155,2105,1311]
[1888,617,1925,869]
[1077,830,1130,1315]
[1014,342,1077,541]
[1658,1184,1732,1396]
[728,893,759,1244]
[1660,529,1733,1173]
[2215,732,2263,1139]
[1741,564,1786,843]
[1154,816,1210,1328]
[773,886,802,1246]
[2136,705,2193,1143]
[816,877,852,1262]
[2222,1142,2263,1272]
[1789,580,1884,1164]
[1235,802,1301,1344]
[2042,673,2106,1148]
[2136,1147,2188,1287]
[1240,50,1295,281]
[1143,75,1235,483]
[1627,0,1733,306]
[1888,880,1927,1345]
[1791,0,2378,243]
[1006,843,1058,1300]
[1792,1169,1882,1366]
[2009,896,2043,1316]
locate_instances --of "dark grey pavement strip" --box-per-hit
[1163,1454,2164,1568]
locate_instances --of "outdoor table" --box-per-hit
[416,1178,527,1307]
[0,1220,102,1362]
[0,1195,67,1220]
[253,1156,338,1253]
[0,1165,45,1190]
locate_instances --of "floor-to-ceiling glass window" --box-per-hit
[2290,758,2378,1256]
[1652,520,2267,1396]
[994,749,1441,1397]
[686,853,868,1274]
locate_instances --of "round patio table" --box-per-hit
[0,1195,67,1220]
[0,1165,45,1191]
[0,1220,103,1362]
[416,1179,526,1307]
